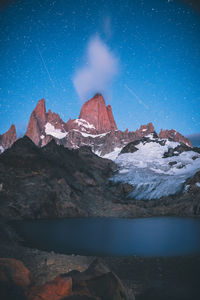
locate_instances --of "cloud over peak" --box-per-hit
[73,36,118,100]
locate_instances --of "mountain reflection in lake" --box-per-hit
[12,217,200,256]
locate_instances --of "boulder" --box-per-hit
[0,258,32,288]
[68,259,133,300]
[27,275,72,300]
[120,142,138,154]
[26,259,134,300]
[0,258,32,300]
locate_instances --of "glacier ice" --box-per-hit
[106,139,200,200]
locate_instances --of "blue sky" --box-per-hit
[0,0,200,138]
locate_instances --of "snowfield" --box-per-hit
[104,135,200,200]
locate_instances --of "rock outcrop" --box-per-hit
[27,275,72,300]
[0,124,17,153]
[136,122,155,136]
[159,129,192,147]
[0,258,32,300]
[25,99,67,146]
[0,258,133,300]
[0,258,32,288]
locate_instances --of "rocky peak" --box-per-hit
[159,129,193,147]
[25,99,67,146]
[25,99,47,145]
[79,93,117,133]
[106,104,117,131]
[140,122,155,133]
[46,109,67,131]
[0,124,17,152]
[33,98,46,129]
[135,122,155,138]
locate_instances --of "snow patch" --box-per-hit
[184,185,190,192]
[45,123,67,139]
[74,119,95,130]
[0,146,4,153]
[72,129,109,138]
[40,135,45,139]
[196,182,200,188]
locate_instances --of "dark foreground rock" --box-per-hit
[0,257,134,300]
[0,258,31,300]
[0,235,200,300]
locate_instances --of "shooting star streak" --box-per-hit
[36,45,55,88]
[124,84,149,109]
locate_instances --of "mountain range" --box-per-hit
[0,93,192,155]
[0,93,200,220]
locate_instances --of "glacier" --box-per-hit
[104,136,200,200]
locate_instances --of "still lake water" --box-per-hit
[12,217,200,256]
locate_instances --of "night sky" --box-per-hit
[0,0,200,140]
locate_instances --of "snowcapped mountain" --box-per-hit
[0,95,199,220]
[106,134,200,200]
[0,93,192,158]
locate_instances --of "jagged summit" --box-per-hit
[0,94,193,155]
[79,93,117,133]
[159,129,192,147]
[25,98,67,146]
[25,98,47,145]
[136,122,155,135]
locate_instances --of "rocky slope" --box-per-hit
[0,94,193,156]
[0,136,200,220]
[0,136,133,219]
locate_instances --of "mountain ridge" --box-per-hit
[0,94,192,154]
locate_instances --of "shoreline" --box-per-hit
[1,240,200,299]
[1,217,200,299]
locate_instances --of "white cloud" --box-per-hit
[73,36,118,99]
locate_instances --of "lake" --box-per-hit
[12,217,200,256]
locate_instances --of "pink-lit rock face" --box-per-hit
[159,129,192,147]
[1,94,191,155]
[106,104,117,131]
[25,99,47,145]
[79,93,117,133]
[0,124,17,151]
[25,99,67,145]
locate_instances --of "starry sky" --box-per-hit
[0,0,200,142]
